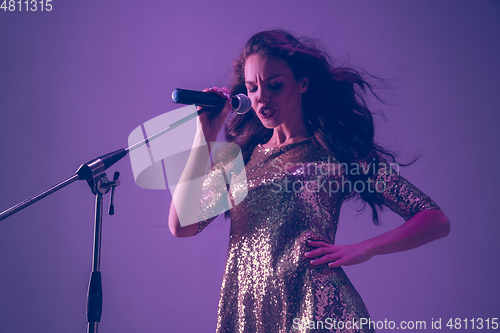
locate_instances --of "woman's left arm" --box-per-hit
[305,209,450,267]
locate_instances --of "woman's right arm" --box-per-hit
[168,87,233,237]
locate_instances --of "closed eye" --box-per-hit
[246,82,282,93]
[269,83,282,90]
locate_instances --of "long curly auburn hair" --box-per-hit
[222,29,401,224]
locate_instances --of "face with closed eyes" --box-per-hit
[244,54,308,130]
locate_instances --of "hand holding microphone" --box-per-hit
[172,87,232,143]
[172,88,252,115]
[172,87,251,142]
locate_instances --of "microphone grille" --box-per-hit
[233,94,252,115]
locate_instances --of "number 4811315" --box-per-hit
[1,0,53,11]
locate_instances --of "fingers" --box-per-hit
[204,86,231,99]
[199,87,232,116]
[304,239,331,257]
[310,253,342,265]
[304,239,343,267]
[328,260,345,268]
[215,86,230,99]
[304,247,331,257]
[221,86,231,98]
[199,87,231,112]
[304,248,342,265]
[306,239,329,247]
[212,87,233,118]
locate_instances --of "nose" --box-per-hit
[257,87,270,104]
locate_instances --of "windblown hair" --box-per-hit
[224,29,400,224]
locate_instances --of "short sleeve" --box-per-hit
[371,159,441,221]
[194,165,232,235]
[193,142,247,235]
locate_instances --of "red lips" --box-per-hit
[259,107,275,119]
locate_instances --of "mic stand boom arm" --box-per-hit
[0,105,210,222]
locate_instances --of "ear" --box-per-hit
[299,77,309,93]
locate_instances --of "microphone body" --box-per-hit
[172,88,251,115]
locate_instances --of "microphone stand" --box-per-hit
[0,106,209,332]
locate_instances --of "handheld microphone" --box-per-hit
[172,88,252,115]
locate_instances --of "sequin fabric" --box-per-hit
[195,137,439,333]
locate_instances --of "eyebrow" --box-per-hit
[245,75,283,85]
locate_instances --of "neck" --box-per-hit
[264,120,311,148]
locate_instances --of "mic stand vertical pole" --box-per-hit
[80,159,120,333]
[87,192,104,333]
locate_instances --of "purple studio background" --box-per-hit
[1,1,499,332]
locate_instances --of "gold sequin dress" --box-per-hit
[195,137,439,333]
